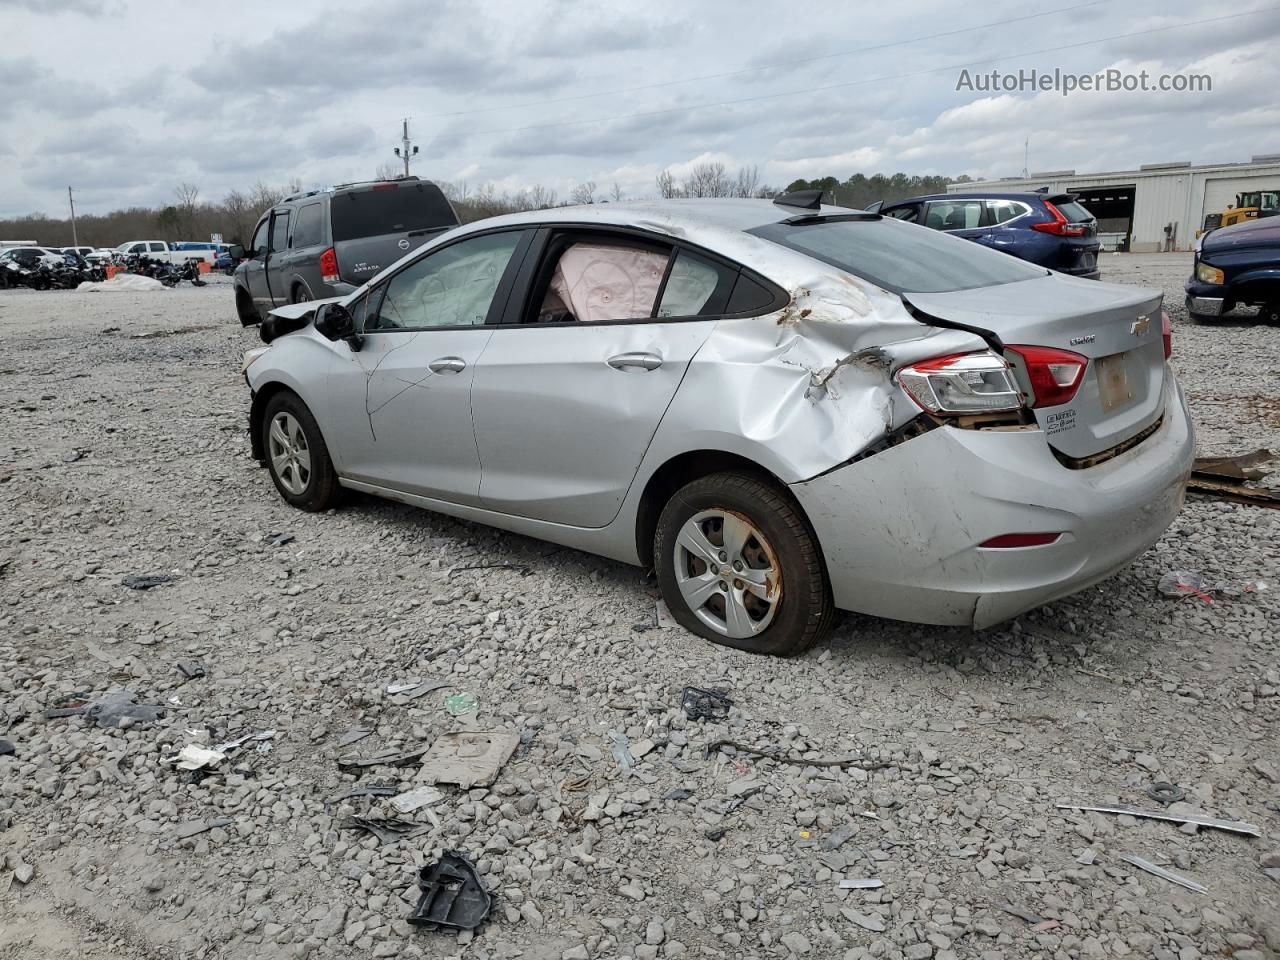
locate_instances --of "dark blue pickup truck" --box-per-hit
[1185,215,1280,323]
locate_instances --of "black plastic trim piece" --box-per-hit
[900,296,1005,353]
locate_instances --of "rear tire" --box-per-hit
[291,282,312,304]
[261,392,341,512]
[654,471,835,656]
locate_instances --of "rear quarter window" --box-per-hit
[291,203,324,248]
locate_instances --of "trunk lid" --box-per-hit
[906,273,1165,460]
[329,180,459,286]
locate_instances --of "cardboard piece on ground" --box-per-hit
[417,731,519,788]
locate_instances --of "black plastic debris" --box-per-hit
[328,784,397,805]
[409,851,492,931]
[663,788,694,801]
[822,823,857,851]
[267,532,295,547]
[339,816,431,845]
[1146,782,1186,805]
[682,686,732,722]
[122,574,171,590]
[175,659,206,680]
[0,739,14,756]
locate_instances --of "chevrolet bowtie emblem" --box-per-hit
[1131,316,1150,335]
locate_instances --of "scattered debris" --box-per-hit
[662,788,694,801]
[121,574,172,590]
[447,562,530,577]
[1145,782,1186,805]
[609,730,635,769]
[174,659,205,680]
[1055,802,1261,837]
[172,818,233,840]
[822,824,857,851]
[335,727,375,748]
[0,739,14,757]
[11,860,34,884]
[443,692,477,716]
[1119,853,1207,894]
[339,816,431,845]
[167,745,226,771]
[387,679,451,703]
[390,786,445,814]
[1032,920,1062,933]
[1075,848,1098,865]
[45,689,166,728]
[995,902,1045,924]
[838,878,884,890]
[328,784,397,804]
[655,600,678,628]
[408,851,492,930]
[267,531,295,547]
[682,686,732,721]
[705,739,894,770]
[417,731,518,788]
[62,449,84,463]
[1157,570,1214,603]
[337,741,434,770]
[1193,449,1274,481]
[213,730,276,754]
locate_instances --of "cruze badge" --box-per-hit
[1069,334,1096,345]
[1131,316,1150,335]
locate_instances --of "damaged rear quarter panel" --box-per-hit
[642,253,991,484]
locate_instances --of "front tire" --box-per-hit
[262,392,340,512]
[654,471,835,656]
[235,287,258,326]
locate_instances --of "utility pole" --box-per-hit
[68,186,79,246]
[1022,137,1029,179]
[392,118,419,178]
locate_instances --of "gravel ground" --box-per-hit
[1,256,1277,960]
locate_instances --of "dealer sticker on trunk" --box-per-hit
[1045,408,1076,435]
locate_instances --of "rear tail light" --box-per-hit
[1032,201,1087,237]
[320,247,340,284]
[896,350,1022,416]
[979,532,1062,548]
[1161,307,1172,359]
[1006,345,1087,408]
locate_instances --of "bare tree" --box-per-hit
[733,165,760,198]
[656,169,678,199]
[222,189,254,245]
[249,181,286,211]
[610,182,624,202]
[683,162,730,198]
[525,184,558,209]
[173,183,200,238]
[569,180,597,205]
[374,162,400,181]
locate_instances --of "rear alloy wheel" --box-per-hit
[654,471,835,656]
[291,283,312,304]
[262,392,340,511]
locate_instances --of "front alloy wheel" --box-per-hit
[268,412,311,495]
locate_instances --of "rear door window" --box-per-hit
[924,201,986,231]
[149,242,166,253]
[531,239,671,323]
[656,250,737,318]
[291,203,323,248]
[988,200,1029,224]
[331,184,456,241]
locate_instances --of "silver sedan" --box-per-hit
[241,194,1194,655]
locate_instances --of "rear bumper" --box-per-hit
[790,376,1194,629]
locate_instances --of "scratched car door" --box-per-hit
[321,229,529,505]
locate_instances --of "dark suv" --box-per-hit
[874,192,1100,280]
[233,178,460,325]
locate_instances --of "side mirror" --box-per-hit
[314,303,362,349]
[229,244,245,260]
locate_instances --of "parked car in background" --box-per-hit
[0,245,66,268]
[231,177,460,325]
[61,246,101,261]
[237,195,1190,656]
[1185,215,1280,323]
[114,240,216,265]
[874,192,1101,280]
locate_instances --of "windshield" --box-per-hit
[752,217,1047,294]
[330,184,456,242]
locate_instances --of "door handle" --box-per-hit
[607,352,662,371]
[428,357,466,374]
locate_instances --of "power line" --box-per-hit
[456,6,1276,140]
[416,0,1112,121]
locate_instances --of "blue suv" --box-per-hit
[874,192,1101,280]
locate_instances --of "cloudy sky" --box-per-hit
[5,0,1279,218]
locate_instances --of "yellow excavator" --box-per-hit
[1198,189,1280,236]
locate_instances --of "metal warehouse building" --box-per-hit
[948,156,1280,253]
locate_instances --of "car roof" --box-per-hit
[886,192,1060,204]
[455,198,859,234]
